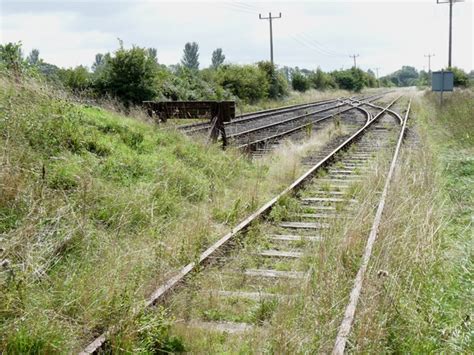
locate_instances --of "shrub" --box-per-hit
[216,64,269,103]
[58,66,91,93]
[94,43,158,107]
[291,70,310,92]
[446,66,469,87]
[257,61,289,99]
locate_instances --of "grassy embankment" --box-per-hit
[351,90,473,352]
[0,74,342,352]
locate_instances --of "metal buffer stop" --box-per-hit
[143,100,235,146]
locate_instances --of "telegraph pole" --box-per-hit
[349,54,360,68]
[437,0,464,67]
[424,53,435,72]
[259,12,282,65]
[374,67,381,87]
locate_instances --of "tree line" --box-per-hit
[1,41,472,108]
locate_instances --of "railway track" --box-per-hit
[179,93,387,140]
[179,93,391,153]
[80,96,411,353]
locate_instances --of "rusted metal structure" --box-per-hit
[143,100,235,146]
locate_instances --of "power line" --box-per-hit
[349,54,360,68]
[298,33,347,58]
[259,12,282,65]
[424,53,435,72]
[291,34,344,59]
[220,3,256,15]
[228,1,261,11]
[436,0,464,67]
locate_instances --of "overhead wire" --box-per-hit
[299,33,348,57]
[291,34,343,58]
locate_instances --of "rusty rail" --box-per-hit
[332,99,412,355]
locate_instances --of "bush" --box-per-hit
[257,61,289,99]
[215,64,269,103]
[447,67,469,87]
[291,71,310,92]
[58,66,91,93]
[94,43,158,107]
[308,68,337,90]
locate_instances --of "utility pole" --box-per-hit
[349,54,360,68]
[437,0,464,67]
[374,67,381,87]
[374,67,380,79]
[259,12,282,66]
[424,53,435,72]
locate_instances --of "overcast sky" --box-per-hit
[1,0,473,75]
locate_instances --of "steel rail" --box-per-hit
[179,98,341,133]
[79,97,401,355]
[236,105,369,150]
[179,92,387,134]
[230,94,387,147]
[349,97,403,125]
[332,99,412,355]
[232,93,382,125]
[227,102,348,139]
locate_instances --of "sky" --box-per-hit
[1,0,473,76]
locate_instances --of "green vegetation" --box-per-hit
[381,65,471,88]
[0,72,293,352]
[1,41,383,111]
[351,90,473,352]
[0,70,342,352]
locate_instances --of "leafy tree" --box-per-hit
[417,70,430,87]
[291,70,310,92]
[94,44,158,106]
[27,49,40,65]
[382,66,419,87]
[161,66,227,101]
[59,65,91,92]
[257,61,288,99]
[331,68,367,92]
[147,48,158,63]
[211,48,225,69]
[215,64,269,103]
[308,67,336,90]
[0,42,24,76]
[447,67,469,87]
[92,53,107,72]
[181,42,199,70]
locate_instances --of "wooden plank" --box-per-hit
[268,234,322,242]
[206,290,284,300]
[302,197,356,203]
[244,269,306,279]
[279,221,330,229]
[258,249,303,258]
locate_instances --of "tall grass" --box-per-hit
[350,90,473,352]
[0,73,343,352]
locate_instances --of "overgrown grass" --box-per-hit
[350,89,473,352]
[116,123,399,353]
[0,74,343,352]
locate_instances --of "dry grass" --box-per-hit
[0,74,351,352]
[349,91,473,352]
[115,123,400,353]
